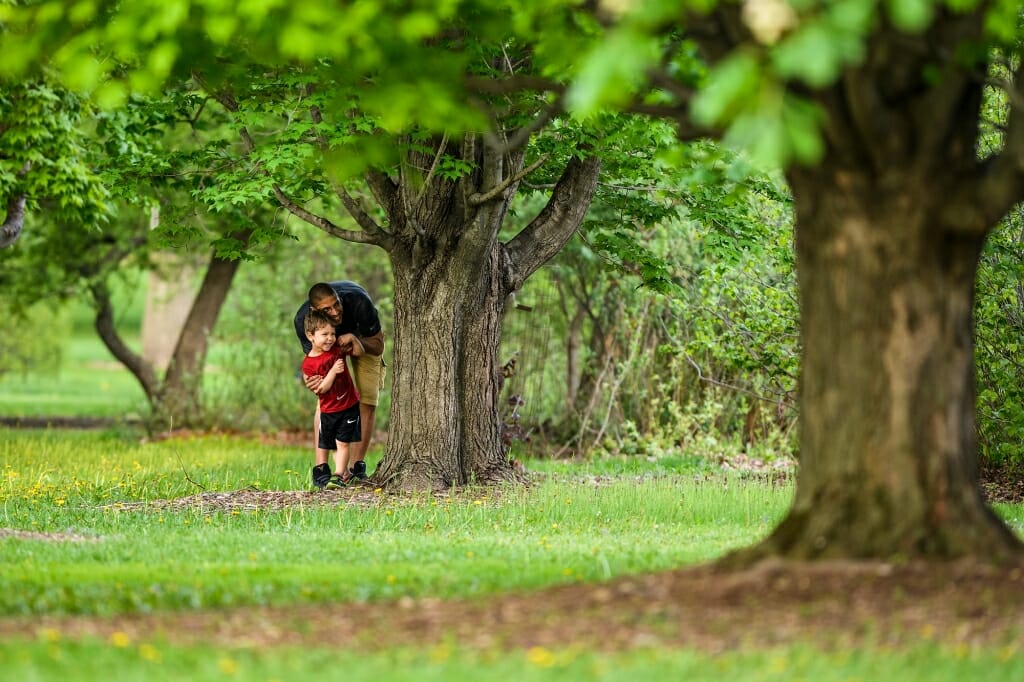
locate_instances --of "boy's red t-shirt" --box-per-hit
[301,345,360,413]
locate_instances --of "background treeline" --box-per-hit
[1,84,1021,468]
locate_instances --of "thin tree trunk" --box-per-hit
[91,281,160,400]
[566,306,585,410]
[0,193,27,249]
[160,236,251,423]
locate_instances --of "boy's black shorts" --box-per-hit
[318,404,361,449]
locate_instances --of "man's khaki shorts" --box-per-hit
[351,354,386,406]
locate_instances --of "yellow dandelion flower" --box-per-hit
[138,643,161,662]
[526,646,556,667]
[218,656,239,674]
[429,643,451,663]
[109,631,131,648]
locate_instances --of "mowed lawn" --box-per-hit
[2,429,1023,681]
[0,336,148,419]
[0,430,786,615]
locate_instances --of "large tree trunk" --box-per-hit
[691,5,1024,564]
[735,173,1023,562]
[376,234,522,490]
[367,142,598,491]
[460,247,522,484]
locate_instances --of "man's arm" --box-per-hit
[337,330,383,356]
[356,330,384,356]
[303,373,323,393]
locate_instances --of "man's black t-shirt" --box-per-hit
[294,281,382,354]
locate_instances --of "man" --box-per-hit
[294,281,385,484]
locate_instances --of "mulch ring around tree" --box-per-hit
[103,480,512,513]
[981,462,1024,504]
[0,559,1022,653]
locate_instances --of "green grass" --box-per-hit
[1,640,1021,682]
[3,428,1023,681]
[0,429,787,616]
[0,336,148,419]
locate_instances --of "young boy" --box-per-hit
[301,310,364,489]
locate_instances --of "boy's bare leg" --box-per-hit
[333,442,351,479]
[313,402,321,449]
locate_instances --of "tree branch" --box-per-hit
[470,154,549,205]
[465,74,566,97]
[271,184,382,244]
[90,281,159,401]
[412,133,449,211]
[0,194,27,249]
[200,76,389,248]
[308,105,388,237]
[503,153,602,288]
[365,170,400,219]
[484,97,561,154]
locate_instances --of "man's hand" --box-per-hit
[336,333,360,354]
[303,373,324,394]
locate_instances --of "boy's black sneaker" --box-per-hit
[350,460,368,480]
[311,463,331,490]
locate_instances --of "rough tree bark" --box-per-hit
[369,138,601,490]
[0,193,27,249]
[716,9,1024,562]
[0,163,31,249]
[209,86,594,488]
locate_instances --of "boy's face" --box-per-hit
[306,325,336,352]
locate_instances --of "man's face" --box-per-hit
[312,294,343,325]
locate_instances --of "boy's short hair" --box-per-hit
[304,309,334,337]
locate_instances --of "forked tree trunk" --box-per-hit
[376,232,521,490]
[158,243,248,424]
[460,248,517,483]
[734,173,1023,562]
[91,235,250,429]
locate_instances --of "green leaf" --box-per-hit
[93,81,128,109]
[772,22,850,87]
[691,51,762,127]
[886,0,934,32]
[566,28,660,118]
[398,12,439,41]
[782,95,824,164]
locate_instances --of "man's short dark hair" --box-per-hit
[308,282,337,304]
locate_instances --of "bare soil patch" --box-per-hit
[1,560,1022,653]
